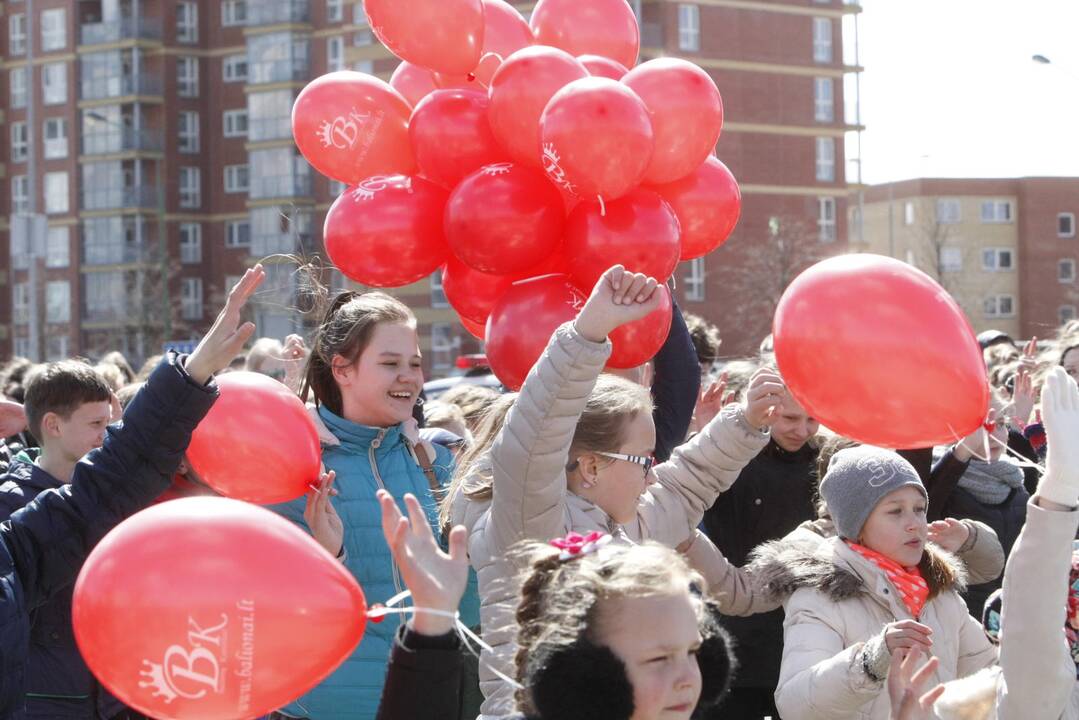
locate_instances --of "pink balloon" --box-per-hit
[390,61,438,108]
[578,54,630,80]
[530,0,639,69]
[623,58,724,184]
[487,46,589,167]
[366,0,485,74]
[540,77,654,201]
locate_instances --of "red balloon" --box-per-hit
[461,315,487,340]
[187,372,321,504]
[366,0,485,74]
[578,54,629,80]
[486,274,587,390]
[540,77,655,201]
[649,156,741,260]
[487,46,589,167]
[530,0,640,69]
[623,58,724,184]
[606,284,673,369]
[389,61,438,108]
[74,498,366,720]
[292,71,414,185]
[443,250,567,324]
[774,254,989,448]
[409,90,508,189]
[563,189,681,291]
[325,175,450,287]
[445,163,564,275]
[437,0,533,86]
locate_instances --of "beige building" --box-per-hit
[858,179,1023,339]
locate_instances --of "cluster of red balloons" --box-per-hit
[292,0,743,389]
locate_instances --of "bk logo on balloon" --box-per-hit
[317,108,379,151]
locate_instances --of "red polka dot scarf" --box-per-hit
[848,541,929,619]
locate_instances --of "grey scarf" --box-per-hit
[958,457,1024,505]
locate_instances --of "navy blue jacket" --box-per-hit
[652,302,701,463]
[0,354,217,718]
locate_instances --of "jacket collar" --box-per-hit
[5,453,63,493]
[762,438,819,464]
[310,404,408,451]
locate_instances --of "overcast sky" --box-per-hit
[853,0,1079,184]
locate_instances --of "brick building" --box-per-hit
[858,177,1079,340]
[1,0,860,373]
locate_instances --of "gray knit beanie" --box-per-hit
[819,445,928,540]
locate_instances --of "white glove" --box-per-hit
[1038,367,1079,507]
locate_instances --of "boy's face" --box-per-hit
[47,400,112,464]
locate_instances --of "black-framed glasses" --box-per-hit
[595,451,656,476]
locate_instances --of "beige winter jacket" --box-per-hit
[748,537,998,719]
[463,322,770,718]
[684,516,1006,617]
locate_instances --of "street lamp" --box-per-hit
[1032,54,1051,65]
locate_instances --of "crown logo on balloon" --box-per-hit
[139,660,178,704]
[542,143,576,196]
[481,163,513,177]
[352,175,412,201]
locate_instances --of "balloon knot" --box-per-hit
[467,72,477,83]
[597,195,606,217]
[368,604,387,623]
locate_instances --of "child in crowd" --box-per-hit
[458,265,782,717]
[0,265,263,718]
[268,289,461,720]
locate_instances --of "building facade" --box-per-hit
[858,177,1079,340]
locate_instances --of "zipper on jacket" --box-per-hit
[368,429,404,594]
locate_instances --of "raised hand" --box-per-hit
[1037,366,1079,508]
[281,333,309,395]
[378,490,469,636]
[304,470,343,557]
[927,518,969,553]
[0,400,27,438]
[574,265,663,343]
[692,372,728,433]
[186,265,265,384]
[1011,336,1038,428]
[887,647,945,720]
[743,368,786,429]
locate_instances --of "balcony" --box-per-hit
[252,174,312,200]
[247,116,292,142]
[81,74,163,101]
[82,128,163,155]
[79,17,163,46]
[81,186,160,211]
[248,57,310,85]
[252,232,314,257]
[247,2,310,25]
[82,240,155,266]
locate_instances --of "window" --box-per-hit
[9,14,25,55]
[1059,213,1075,238]
[177,57,199,97]
[813,17,832,63]
[327,36,345,72]
[817,197,836,242]
[223,54,248,82]
[982,248,1013,272]
[814,77,834,122]
[431,273,448,308]
[46,226,69,268]
[13,337,31,356]
[980,200,1012,223]
[178,111,200,153]
[40,8,66,51]
[84,271,129,321]
[1059,259,1076,283]
[815,137,835,182]
[353,59,374,73]
[181,277,203,320]
[43,118,67,159]
[983,295,1015,318]
[13,284,29,325]
[328,0,344,22]
[11,175,28,213]
[46,334,69,360]
[10,66,27,108]
[179,167,201,208]
[678,4,700,52]
[936,198,961,224]
[224,164,250,193]
[223,109,248,138]
[46,281,70,323]
[353,4,372,46]
[904,201,915,225]
[177,2,198,43]
[43,62,66,105]
[939,246,962,272]
[10,122,27,162]
[44,172,69,215]
[684,257,706,301]
[179,223,202,264]
[430,323,458,371]
[223,0,247,26]
[248,32,310,83]
[1060,305,1077,324]
[225,219,251,248]
[329,179,347,196]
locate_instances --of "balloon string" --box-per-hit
[598,195,606,217]
[367,590,525,690]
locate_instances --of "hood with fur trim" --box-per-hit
[746,535,969,605]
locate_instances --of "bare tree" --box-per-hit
[903,207,972,298]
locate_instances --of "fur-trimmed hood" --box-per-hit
[747,534,968,606]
